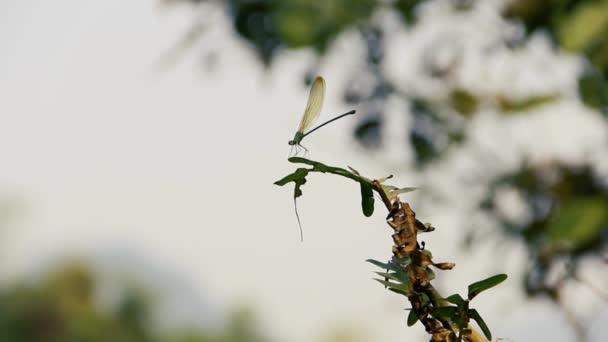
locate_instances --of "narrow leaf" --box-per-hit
[469,309,491,340]
[275,168,310,241]
[445,294,466,307]
[468,274,507,300]
[388,288,409,296]
[274,168,309,199]
[360,182,375,217]
[391,256,411,265]
[347,166,360,175]
[407,310,418,326]
[287,157,315,165]
[432,306,457,321]
[366,259,399,272]
[374,279,410,294]
[274,167,308,186]
[376,270,408,284]
[375,272,402,283]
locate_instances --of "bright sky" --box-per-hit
[1,1,606,341]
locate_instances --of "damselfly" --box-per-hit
[288,76,356,155]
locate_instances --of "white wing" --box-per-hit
[298,76,325,133]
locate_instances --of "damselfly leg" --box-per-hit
[300,144,309,158]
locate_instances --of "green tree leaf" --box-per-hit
[469,309,491,340]
[366,259,400,272]
[445,294,466,307]
[545,196,608,252]
[498,95,558,113]
[374,279,410,295]
[360,182,375,217]
[279,157,413,219]
[388,288,409,296]
[579,69,608,114]
[375,270,408,284]
[391,256,412,265]
[407,309,418,326]
[274,167,309,198]
[432,306,457,321]
[450,89,478,116]
[467,274,507,300]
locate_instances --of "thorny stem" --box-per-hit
[371,179,392,211]
[370,179,488,342]
[276,160,494,341]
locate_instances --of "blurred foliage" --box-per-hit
[167,0,607,177]
[170,0,608,126]
[505,0,608,114]
[481,162,608,297]
[225,0,379,65]
[0,262,269,342]
[170,0,608,311]
[506,0,608,77]
[318,325,367,342]
[579,66,608,113]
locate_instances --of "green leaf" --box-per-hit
[374,279,410,294]
[579,69,608,114]
[432,306,457,321]
[287,158,361,180]
[360,182,375,217]
[274,168,309,199]
[287,157,317,166]
[445,294,466,307]
[468,274,507,300]
[388,288,409,296]
[557,1,608,52]
[375,270,408,284]
[283,157,415,219]
[375,272,401,283]
[407,310,418,326]
[394,0,419,24]
[366,259,400,272]
[469,309,491,340]
[419,292,431,306]
[545,196,608,252]
[450,88,478,116]
[274,167,308,186]
[391,256,412,265]
[276,9,318,48]
[499,95,558,113]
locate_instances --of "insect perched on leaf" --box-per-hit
[288,76,356,156]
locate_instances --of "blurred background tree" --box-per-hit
[162,0,607,336]
[0,261,270,342]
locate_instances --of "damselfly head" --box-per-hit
[288,140,296,146]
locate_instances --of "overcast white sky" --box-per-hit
[1,1,606,341]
